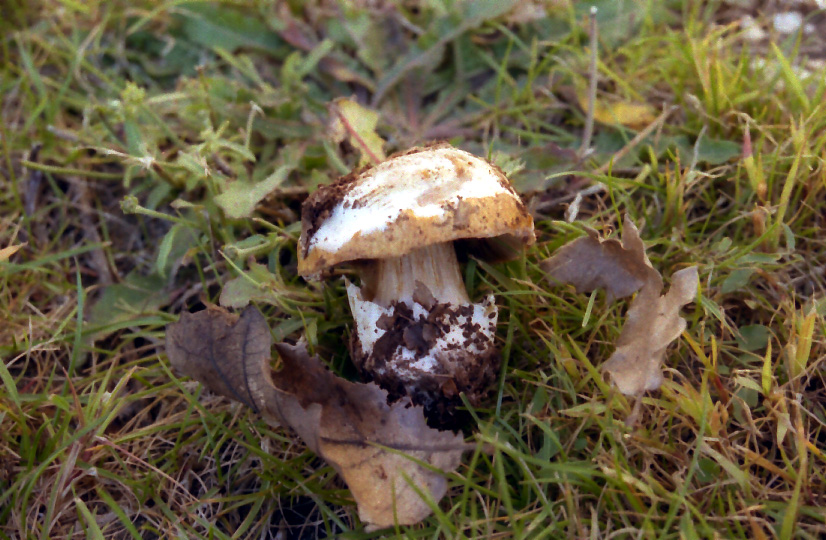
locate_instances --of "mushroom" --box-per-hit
[298,143,535,426]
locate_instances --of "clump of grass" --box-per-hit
[1,1,824,538]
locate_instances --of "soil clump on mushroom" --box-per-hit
[351,285,500,428]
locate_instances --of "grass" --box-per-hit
[1,0,825,538]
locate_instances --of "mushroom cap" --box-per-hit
[298,143,535,277]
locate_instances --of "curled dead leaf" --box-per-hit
[603,266,698,394]
[542,219,658,301]
[166,305,470,530]
[542,216,698,395]
[272,341,469,529]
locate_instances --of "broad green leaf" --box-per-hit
[215,164,295,219]
[721,268,754,294]
[736,324,770,352]
[155,223,197,278]
[176,3,282,53]
[695,137,742,165]
[372,0,517,101]
[219,276,263,309]
[664,135,742,165]
[87,272,170,334]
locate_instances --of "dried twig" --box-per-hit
[578,6,599,160]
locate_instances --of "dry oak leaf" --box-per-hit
[166,305,469,530]
[542,216,698,395]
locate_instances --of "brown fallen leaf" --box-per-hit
[542,219,657,302]
[166,305,271,412]
[602,266,698,394]
[166,305,469,530]
[542,216,698,395]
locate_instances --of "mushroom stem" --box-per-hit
[366,243,470,307]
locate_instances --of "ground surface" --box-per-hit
[1,1,825,538]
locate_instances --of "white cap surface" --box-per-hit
[299,143,534,276]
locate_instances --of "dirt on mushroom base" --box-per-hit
[349,290,500,429]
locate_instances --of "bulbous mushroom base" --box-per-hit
[346,282,500,428]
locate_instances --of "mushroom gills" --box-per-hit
[346,243,500,422]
